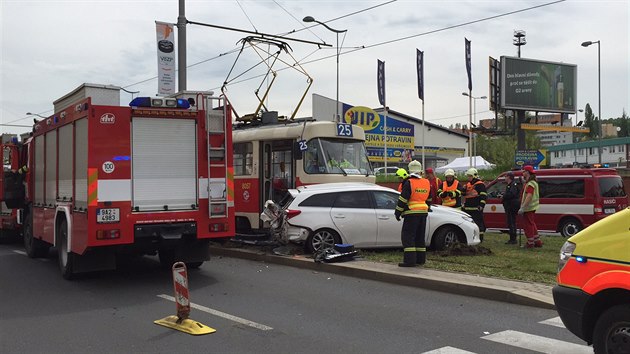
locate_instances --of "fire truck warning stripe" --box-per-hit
[88,168,98,206]
[227,168,234,201]
[158,294,273,331]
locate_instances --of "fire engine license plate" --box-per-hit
[97,208,120,223]
[604,208,616,214]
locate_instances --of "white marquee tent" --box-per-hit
[435,156,496,174]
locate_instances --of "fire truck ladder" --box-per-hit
[221,36,313,121]
[203,95,229,218]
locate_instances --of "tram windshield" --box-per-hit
[303,138,372,175]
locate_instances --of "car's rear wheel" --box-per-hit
[431,226,461,251]
[306,228,341,254]
[559,217,582,238]
[592,304,630,354]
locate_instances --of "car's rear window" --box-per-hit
[598,176,627,198]
[278,192,295,209]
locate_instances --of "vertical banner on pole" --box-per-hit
[377,60,386,106]
[465,38,473,167]
[416,49,424,101]
[417,49,425,169]
[465,38,472,91]
[377,60,387,169]
[156,21,176,95]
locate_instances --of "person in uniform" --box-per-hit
[461,167,487,242]
[502,172,520,245]
[395,160,432,267]
[425,168,441,206]
[519,165,542,248]
[437,168,461,208]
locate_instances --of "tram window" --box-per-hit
[234,142,253,176]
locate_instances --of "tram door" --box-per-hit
[261,140,294,208]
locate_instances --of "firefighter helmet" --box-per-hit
[396,168,409,179]
[408,160,423,173]
[465,167,478,177]
[444,168,455,177]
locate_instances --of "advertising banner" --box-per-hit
[501,56,577,114]
[377,60,386,106]
[156,21,176,95]
[343,105,414,163]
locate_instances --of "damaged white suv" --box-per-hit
[278,182,480,253]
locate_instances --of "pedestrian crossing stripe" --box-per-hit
[482,330,591,354]
[539,316,565,328]
[422,347,476,354]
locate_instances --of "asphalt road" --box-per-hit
[0,242,589,354]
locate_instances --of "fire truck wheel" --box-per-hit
[23,212,49,258]
[57,219,75,280]
[306,229,341,254]
[593,304,630,354]
[158,249,175,269]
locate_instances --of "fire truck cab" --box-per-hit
[12,84,234,278]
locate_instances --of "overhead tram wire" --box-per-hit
[236,0,258,32]
[206,0,565,92]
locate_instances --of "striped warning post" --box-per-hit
[87,168,98,206]
[154,261,215,335]
[172,262,190,321]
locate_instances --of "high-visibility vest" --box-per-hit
[404,178,431,215]
[440,180,460,207]
[521,180,539,212]
[464,180,484,199]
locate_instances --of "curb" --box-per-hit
[209,246,556,310]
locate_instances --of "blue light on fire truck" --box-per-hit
[129,97,190,109]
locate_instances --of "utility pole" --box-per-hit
[514,30,527,151]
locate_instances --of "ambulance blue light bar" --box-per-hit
[129,97,190,109]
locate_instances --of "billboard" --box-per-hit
[342,105,415,163]
[501,56,577,114]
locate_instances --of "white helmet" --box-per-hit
[465,167,478,177]
[408,160,423,173]
[444,169,455,177]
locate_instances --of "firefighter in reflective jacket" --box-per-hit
[462,167,487,242]
[395,160,432,267]
[437,168,461,208]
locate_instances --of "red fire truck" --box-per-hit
[1,133,29,237]
[2,84,234,278]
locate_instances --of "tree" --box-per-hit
[618,109,629,137]
[583,104,597,139]
[476,133,542,171]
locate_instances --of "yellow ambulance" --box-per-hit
[553,206,630,353]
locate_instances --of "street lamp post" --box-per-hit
[581,40,602,165]
[303,16,347,122]
[26,112,48,119]
[462,93,487,167]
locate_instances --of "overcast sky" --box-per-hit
[1,0,628,135]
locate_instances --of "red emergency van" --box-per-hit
[484,168,628,237]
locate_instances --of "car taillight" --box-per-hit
[285,209,301,219]
[96,229,120,240]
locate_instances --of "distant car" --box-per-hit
[279,182,481,253]
[374,167,400,176]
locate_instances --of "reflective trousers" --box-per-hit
[401,213,428,265]
[522,211,540,245]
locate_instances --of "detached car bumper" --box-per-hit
[552,285,591,342]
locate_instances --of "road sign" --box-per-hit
[515,149,546,167]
